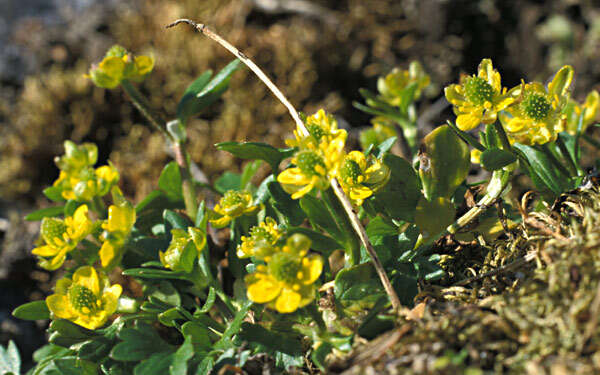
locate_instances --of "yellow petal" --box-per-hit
[46,294,76,319]
[300,255,323,285]
[72,266,101,296]
[349,186,373,201]
[96,165,119,183]
[55,278,72,294]
[101,285,122,315]
[277,168,311,185]
[209,215,232,228]
[444,85,466,106]
[290,179,316,200]
[505,117,529,133]
[246,275,282,304]
[38,249,68,271]
[548,65,574,97]
[456,112,482,131]
[134,55,155,76]
[100,241,117,268]
[471,149,482,164]
[105,205,135,233]
[274,288,302,313]
[32,245,60,257]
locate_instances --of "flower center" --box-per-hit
[269,253,301,284]
[464,77,494,106]
[295,150,326,176]
[522,93,552,121]
[41,218,67,244]
[222,190,246,207]
[69,285,99,314]
[341,159,362,184]
[251,226,276,243]
[306,123,326,142]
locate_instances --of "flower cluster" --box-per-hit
[46,266,122,330]
[278,109,389,204]
[52,141,119,202]
[32,205,93,270]
[445,59,577,146]
[87,45,155,89]
[244,232,323,313]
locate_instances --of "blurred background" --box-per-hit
[1,0,600,367]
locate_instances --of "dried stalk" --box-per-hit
[166,19,401,311]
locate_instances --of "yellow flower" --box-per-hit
[159,227,206,273]
[445,59,514,131]
[378,61,430,107]
[564,90,599,134]
[99,202,136,268]
[95,164,120,197]
[32,205,93,270]
[500,65,574,145]
[54,141,97,173]
[46,266,122,330]
[237,217,283,260]
[88,45,154,89]
[470,149,482,164]
[337,151,390,205]
[278,136,345,200]
[210,190,259,228]
[286,109,347,150]
[245,234,322,313]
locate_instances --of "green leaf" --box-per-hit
[419,125,470,200]
[170,336,194,375]
[76,339,111,361]
[414,196,455,241]
[163,209,192,231]
[122,268,187,280]
[334,263,384,304]
[366,216,398,243]
[214,172,241,194]
[0,341,20,375]
[235,323,303,370]
[367,154,420,222]
[12,300,50,320]
[133,351,175,375]
[215,301,252,350]
[375,136,397,159]
[311,342,333,371]
[266,180,306,226]
[147,280,182,307]
[216,142,295,172]
[158,162,183,201]
[48,320,96,347]
[197,287,216,314]
[43,186,65,202]
[177,60,241,124]
[111,324,172,362]
[25,206,65,221]
[240,160,262,190]
[513,143,573,195]
[479,148,517,171]
[300,194,345,244]
[48,357,97,375]
[181,322,212,351]
[64,200,83,217]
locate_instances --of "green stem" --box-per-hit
[493,122,512,152]
[91,196,107,218]
[323,188,361,266]
[121,80,198,221]
[556,136,582,176]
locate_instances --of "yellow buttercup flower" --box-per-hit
[88,45,155,89]
[159,227,206,273]
[278,136,345,200]
[378,61,430,107]
[32,205,93,271]
[237,217,283,260]
[245,234,322,313]
[286,109,347,150]
[500,65,574,145]
[564,90,599,134]
[210,190,259,228]
[445,59,514,131]
[337,151,390,205]
[46,266,122,330]
[99,201,136,268]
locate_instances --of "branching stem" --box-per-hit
[167,19,402,311]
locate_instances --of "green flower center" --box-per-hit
[464,77,494,106]
[306,123,326,141]
[251,226,275,243]
[41,218,67,242]
[522,93,552,121]
[69,285,98,313]
[269,253,301,284]
[222,190,246,207]
[341,159,362,184]
[295,150,326,176]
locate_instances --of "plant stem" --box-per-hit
[540,143,573,178]
[121,80,198,221]
[556,136,583,176]
[168,19,402,312]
